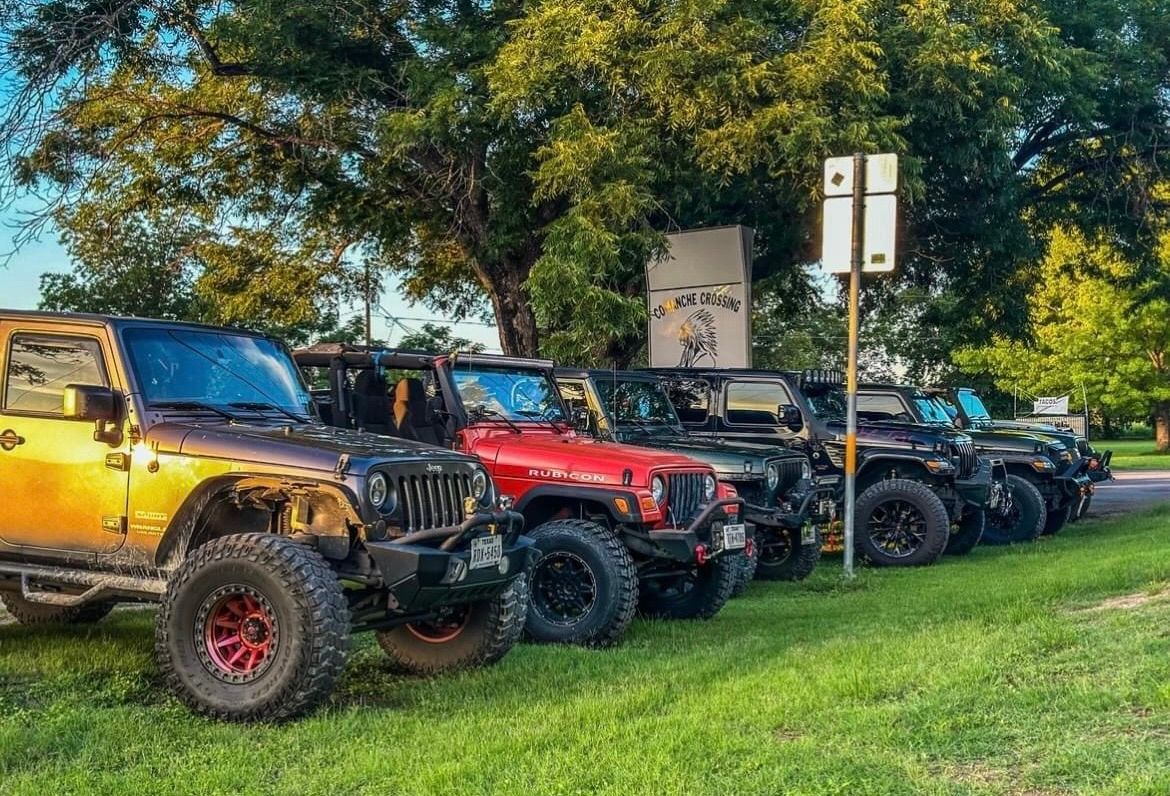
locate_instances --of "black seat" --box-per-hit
[351,370,393,435]
[394,378,445,445]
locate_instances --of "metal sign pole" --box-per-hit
[843,152,866,579]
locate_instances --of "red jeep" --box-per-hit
[293,346,748,647]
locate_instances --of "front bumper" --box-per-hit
[645,497,750,564]
[743,478,836,529]
[954,458,1008,510]
[364,508,538,611]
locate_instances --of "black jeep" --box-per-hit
[555,369,835,591]
[936,387,1113,492]
[862,384,1095,538]
[646,368,1012,567]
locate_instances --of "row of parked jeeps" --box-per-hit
[0,311,1111,720]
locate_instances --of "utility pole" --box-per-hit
[822,152,900,579]
[363,261,373,347]
[842,152,866,578]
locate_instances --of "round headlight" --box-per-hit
[703,474,717,501]
[766,463,780,490]
[471,468,489,500]
[800,459,812,480]
[651,475,666,504]
[367,472,389,508]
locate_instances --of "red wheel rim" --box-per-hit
[198,586,278,681]
[405,607,470,644]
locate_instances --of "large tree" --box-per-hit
[4,0,1169,368]
[956,226,1170,450]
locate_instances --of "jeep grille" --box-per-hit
[398,472,474,532]
[667,471,707,524]
[770,457,806,495]
[951,440,978,479]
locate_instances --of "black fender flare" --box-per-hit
[153,473,363,568]
[855,451,937,488]
[512,484,644,526]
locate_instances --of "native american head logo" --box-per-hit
[677,309,718,367]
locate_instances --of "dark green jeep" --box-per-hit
[555,369,834,591]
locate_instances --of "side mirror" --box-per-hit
[64,385,117,422]
[778,403,803,432]
[63,385,122,446]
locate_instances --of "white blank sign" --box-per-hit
[821,194,898,274]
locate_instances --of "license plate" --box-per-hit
[470,535,503,570]
[801,523,817,545]
[723,523,746,550]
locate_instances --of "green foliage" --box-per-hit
[956,225,1170,448]
[5,0,1170,371]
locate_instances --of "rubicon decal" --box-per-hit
[528,468,607,483]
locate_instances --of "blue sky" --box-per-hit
[0,201,503,351]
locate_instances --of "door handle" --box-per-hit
[0,429,26,451]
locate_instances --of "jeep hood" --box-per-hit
[474,431,712,488]
[824,419,971,449]
[614,430,802,479]
[147,421,470,474]
[964,428,1057,455]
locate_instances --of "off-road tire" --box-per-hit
[637,555,738,620]
[0,592,115,625]
[1041,502,1072,536]
[754,525,822,581]
[376,574,528,675]
[524,519,636,648]
[155,533,350,722]
[981,475,1045,545]
[945,508,985,556]
[855,479,950,567]
[729,541,759,598]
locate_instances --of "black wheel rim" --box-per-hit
[867,500,929,558]
[531,552,597,626]
[758,528,793,566]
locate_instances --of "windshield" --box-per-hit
[451,366,566,422]
[595,378,681,428]
[122,327,312,416]
[914,394,955,425]
[958,389,992,420]
[804,387,847,422]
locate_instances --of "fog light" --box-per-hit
[744,538,755,557]
[497,556,510,575]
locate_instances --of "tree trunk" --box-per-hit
[1156,402,1170,453]
[479,256,539,357]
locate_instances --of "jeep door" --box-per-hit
[0,325,130,557]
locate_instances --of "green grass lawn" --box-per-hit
[5,509,1170,795]
[1099,439,1170,470]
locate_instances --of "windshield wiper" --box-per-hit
[515,410,568,432]
[470,406,522,434]
[149,401,242,421]
[228,401,311,423]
